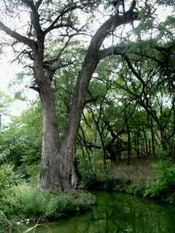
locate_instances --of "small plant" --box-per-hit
[157,149,170,160]
[144,162,175,203]
[0,211,18,233]
[0,165,22,193]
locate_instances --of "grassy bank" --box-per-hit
[0,164,96,232]
[0,185,95,233]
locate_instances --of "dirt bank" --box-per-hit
[110,157,158,183]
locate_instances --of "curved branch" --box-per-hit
[44,3,84,35]
[0,21,35,49]
[63,2,140,146]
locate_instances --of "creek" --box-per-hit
[31,192,175,233]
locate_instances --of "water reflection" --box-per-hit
[37,193,175,233]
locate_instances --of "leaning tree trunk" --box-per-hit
[57,59,99,188]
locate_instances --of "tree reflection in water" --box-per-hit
[37,193,175,233]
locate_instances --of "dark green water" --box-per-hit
[36,192,175,233]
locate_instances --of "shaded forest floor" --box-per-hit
[111,157,158,183]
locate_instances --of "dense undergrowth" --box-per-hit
[0,165,95,233]
[1,186,95,219]
[144,162,175,204]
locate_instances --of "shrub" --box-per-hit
[1,185,95,220]
[0,165,22,193]
[144,162,175,203]
[157,149,169,160]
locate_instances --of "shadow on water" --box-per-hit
[36,192,175,233]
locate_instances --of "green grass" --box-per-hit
[0,185,95,232]
[1,185,95,219]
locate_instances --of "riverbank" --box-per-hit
[111,157,158,182]
[1,157,175,232]
[0,185,95,233]
[18,192,175,233]
[84,158,175,205]
[85,157,156,192]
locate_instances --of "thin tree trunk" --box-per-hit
[148,139,151,155]
[127,124,131,165]
[150,117,156,157]
[136,129,140,159]
[142,127,148,156]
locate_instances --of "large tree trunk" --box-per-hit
[39,79,79,190]
[38,62,99,190]
[39,80,63,189]
[39,11,138,190]
[38,43,99,190]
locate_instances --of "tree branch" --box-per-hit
[36,0,44,9]
[44,3,83,35]
[63,1,140,144]
[21,0,43,38]
[0,21,35,48]
[98,45,126,60]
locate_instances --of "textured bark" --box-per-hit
[38,67,81,189]
[39,80,62,189]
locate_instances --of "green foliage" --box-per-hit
[157,149,169,160]
[0,211,13,233]
[123,182,145,196]
[0,91,13,123]
[157,0,175,6]
[134,18,154,34]
[0,164,22,193]
[1,185,95,220]
[0,102,42,177]
[144,162,175,203]
[0,165,22,231]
